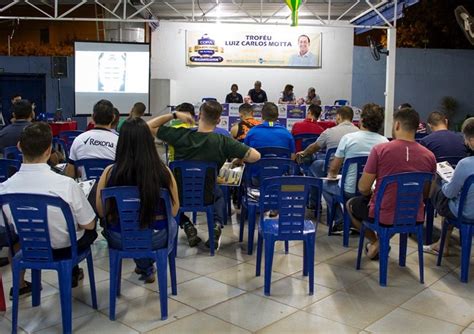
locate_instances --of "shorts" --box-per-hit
[430,184,456,220]
[349,196,372,222]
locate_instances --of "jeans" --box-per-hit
[104,229,168,276]
[322,181,355,225]
[308,159,325,206]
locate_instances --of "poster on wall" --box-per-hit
[186,30,322,68]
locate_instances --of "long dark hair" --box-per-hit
[109,117,172,228]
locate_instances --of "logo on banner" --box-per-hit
[188,34,224,63]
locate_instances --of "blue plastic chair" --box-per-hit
[239,158,297,255]
[327,156,368,247]
[356,172,433,286]
[59,130,83,152]
[75,158,115,181]
[256,146,292,158]
[169,160,218,255]
[3,146,23,162]
[293,133,320,151]
[334,99,349,106]
[0,159,21,183]
[52,137,69,158]
[437,174,474,283]
[323,147,337,174]
[1,193,98,334]
[101,187,177,320]
[425,155,466,244]
[255,176,322,295]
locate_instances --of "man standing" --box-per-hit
[288,35,318,67]
[0,99,34,152]
[248,81,268,104]
[147,101,261,249]
[419,111,467,159]
[346,108,436,259]
[291,104,325,152]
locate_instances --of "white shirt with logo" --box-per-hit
[0,164,96,249]
[68,128,118,163]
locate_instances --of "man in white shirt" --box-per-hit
[324,103,388,234]
[0,122,97,298]
[288,35,318,67]
[65,99,118,178]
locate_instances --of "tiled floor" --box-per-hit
[0,209,473,333]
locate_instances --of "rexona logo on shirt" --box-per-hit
[83,137,115,148]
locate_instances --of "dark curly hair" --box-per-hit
[360,103,384,133]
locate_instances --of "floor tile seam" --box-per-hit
[429,283,474,302]
[300,308,367,331]
[398,303,471,328]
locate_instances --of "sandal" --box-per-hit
[365,243,379,261]
[423,244,442,256]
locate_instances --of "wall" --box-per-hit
[151,21,354,106]
[352,46,474,125]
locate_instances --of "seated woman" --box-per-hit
[96,118,180,283]
[278,84,296,104]
[424,117,474,256]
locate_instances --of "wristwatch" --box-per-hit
[172,111,177,119]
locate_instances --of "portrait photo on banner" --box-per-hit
[186,30,322,68]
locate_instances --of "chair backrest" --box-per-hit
[3,146,23,161]
[256,146,292,158]
[334,99,349,106]
[169,160,217,208]
[100,186,174,252]
[202,97,217,102]
[0,159,21,183]
[52,137,69,157]
[339,156,368,196]
[245,157,297,186]
[373,172,433,227]
[455,174,474,224]
[76,158,114,181]
[293,133,319,151]
[59,130,83,150]
[436,156,465,168]
[259,176,322,238]
[323,147,337,174]
[0,193,78,262]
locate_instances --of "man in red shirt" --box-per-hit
[347,107,436,259]
[291,104,325,152]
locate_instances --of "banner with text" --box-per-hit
[186,31,322,68]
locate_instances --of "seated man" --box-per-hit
[0,99,34,152]
[117,101,146,132]
[147,101,261,249]
[244,102,296,160]
[324,103,388,234]
[0,122,97,298]
[424,117,474,255]
[230,103,261,141]
[347,107,436,259]
[65,99,118,179]
[291,104,325,152]
[296,106,359,177]
[419,111,467,159]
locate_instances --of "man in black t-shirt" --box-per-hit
[148,101,260,249]
[248,81,268,103]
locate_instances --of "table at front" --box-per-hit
[49,121,78,137]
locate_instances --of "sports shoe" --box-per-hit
[205,225,222,250]
[183,222,201,247]
[135,267,156,283]
[72,268,84,288]
[9,281,42,300]
[330,222,344,235]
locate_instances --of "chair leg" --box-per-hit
[263,238,275,296]
[58,262,73,334]
[86,253,98,309]
[399,233,408,267]
[156,252,169,320]
[108,251,119,321]
[307,234,316,295]
[207,208,215,256]
[11,263,20,334]
[425,202,434,245]
[416,226,425,284]
[239,204,246,243]
[356,224,366,270]
[302,240,308,276]
[31,269,41,307]
[460,224,472,283]
[437,220,449,266]
[326,202,336,236]
[256,233,263,277]
[192,212,197,225]
[116,258,123,296]
[379,233,390,287]
[342,208,351,248]
[247,205,256,255]
[284,241,289,254]
[169,253,177,296]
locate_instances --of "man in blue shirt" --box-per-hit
[244,102,295,159]
[419,111,467,159]
[0,99,34,152]
[424,117,474,256]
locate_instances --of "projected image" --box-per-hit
[98,52,127,92]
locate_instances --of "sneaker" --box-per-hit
[205,225,222,250]
[72,268,84,288]
[183,222,202,247]
[9,281,42,300]
[330,222,344,235]
[140,272,156,284]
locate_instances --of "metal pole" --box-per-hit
[384,27,396,137]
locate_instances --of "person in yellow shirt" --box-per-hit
[167,103,196,162]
